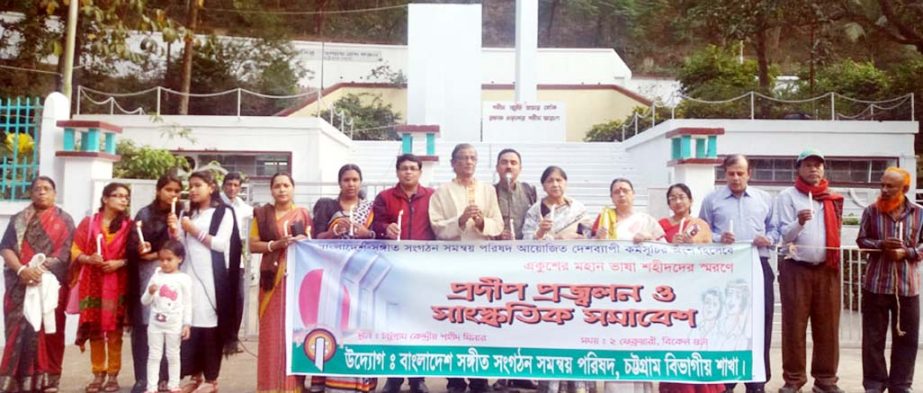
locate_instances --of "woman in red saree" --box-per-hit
[71,182,132,393]
[0,177,75,393]
[657,184,723,393]
[250,173,312,393]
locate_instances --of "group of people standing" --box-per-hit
[0,171,244,393]
[0,144,917,393]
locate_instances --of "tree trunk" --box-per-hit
[313,0,329,35]
[543,0,560,45]
[178,0,200,115]
[754,15,771,118]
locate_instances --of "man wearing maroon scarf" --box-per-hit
[774,149,845,393]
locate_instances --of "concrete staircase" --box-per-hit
[350,141,648,214]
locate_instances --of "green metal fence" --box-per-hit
[0,97,43,200]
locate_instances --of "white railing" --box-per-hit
[615,91,916,141]
[75,85,357,134]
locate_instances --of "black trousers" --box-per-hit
[862,291,919,393]
[386,377,424,386]
[181,327,222,381]
[725,257,774,392]
[130,324,168,392]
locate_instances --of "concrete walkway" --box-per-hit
[55,339,921,393]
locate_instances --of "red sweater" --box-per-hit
[371,185,436,241]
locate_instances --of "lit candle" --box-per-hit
[96,233,103,256]
[348,205,355,237]
[306,226,312,240]
[396,210,404,241]
[509,218,515,239]
[283,220,290,237]
[808,192,814,216]
[136,221,146,245]
[171,197,178,216]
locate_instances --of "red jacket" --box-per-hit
[371,185,436,240]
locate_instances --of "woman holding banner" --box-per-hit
[593,178,663,243]
[523,166,594,393]
[594,178,661,393]
[250,172,312,393]
[71,182,133,393]
[313,164,375,240]
[657,184,723,393]
[521,166,592,241]
[0,177,75,393]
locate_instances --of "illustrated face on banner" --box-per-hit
[701,290,722,321]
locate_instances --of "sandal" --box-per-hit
[192,381,217,393]
[42,374,60,393]
[102,374,120,393]
[180,377,202,393]
[85,374,106,393]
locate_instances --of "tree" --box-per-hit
[839,0,923,55]
[318,93,401,141]
[676,45,768,118]
[0,0,180,97]
[688,0,784,96]
[114,139,189,179]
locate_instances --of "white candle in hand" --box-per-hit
[348,206,355,237]
[808,192,814,216]
[283,220,290,237]
[509,218,515,239]
[678,218,686,239]
[136,221,145,244]
[306,226,312,240]
[728,219,734,235]
[171,197,178,216]
[396,210,404,241]
[898,222,905,243]
[96,234,103,256]
[601,209,610,233]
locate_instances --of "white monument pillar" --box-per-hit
[407,4,482,142]
[515,0,538,102]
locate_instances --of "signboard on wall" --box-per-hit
[483,101,566,142]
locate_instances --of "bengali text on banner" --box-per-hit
[285,240,765,383]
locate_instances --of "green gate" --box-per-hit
[0,97,42,200]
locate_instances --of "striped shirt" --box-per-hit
[857,200,923,296]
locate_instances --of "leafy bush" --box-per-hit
[113,140,189,179]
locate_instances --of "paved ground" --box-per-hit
[55,338,922,393]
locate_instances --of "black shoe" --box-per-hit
[811,385,843,393]
[382,379,403,393]
[778,385,801,393]
[409,381,429,393]
[130,381,147,393]
[510,381,538,390]
[493,381,508,392]
[448,387,467,393]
